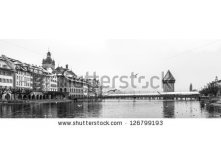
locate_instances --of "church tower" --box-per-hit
[162,70,175,92]
[42,51,55,70]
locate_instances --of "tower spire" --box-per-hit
[47,50,51,58]
[42,50,55,70]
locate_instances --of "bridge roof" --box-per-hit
[104,91,199,97]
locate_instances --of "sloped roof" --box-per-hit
[163,70,175,81]
[54,66,66,75]
[1,55,52,74]
[55,66,77,77]
[66,70,76,77]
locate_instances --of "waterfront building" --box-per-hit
[162,70,175,92]
[31,65,58,99]
[55,65,84,99]
[83,79,89,98]
[49,73,58,92]
[0,55,15,100]
[93,79,102,97]
[87,79,95,97]
[55,65,74,94]
[0,51,102,101]
[31,65,45,92]
[1,55,50,100]
[41,52,58,92]
[76,77,84,98]
[8,58,45,99]
[3,56,34,91]
[15,63,33,90]
[86,78,102,98]
[0,55,15,88]
[42,52,85,99]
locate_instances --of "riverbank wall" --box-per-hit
[0,97,103,104]
[200,96,221,107]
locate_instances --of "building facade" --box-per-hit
[55,65,84,99]
[49,74,58,92]
[0,51,102,101]
[15,64,33,90]
[0,58,14,88]
[42,52,58,92]
[0,56,15,100]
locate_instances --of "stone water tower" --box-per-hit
[162,70,175,92]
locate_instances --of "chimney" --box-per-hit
[66,64,68,69]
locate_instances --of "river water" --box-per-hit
[0,100,221,118]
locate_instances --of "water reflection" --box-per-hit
[163,101,175,118]
[0,100,221,118]
[56,101,103,118]
[204,104,221,118]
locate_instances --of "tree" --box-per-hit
[0,87,7,100]
[200,82,220,96]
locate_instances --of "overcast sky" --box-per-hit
[0,39,220,92]
[1,1,221,92]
